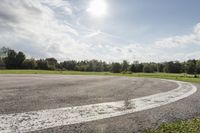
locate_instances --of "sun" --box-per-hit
[87,0,107,17]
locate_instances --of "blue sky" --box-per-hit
[0,0,200,62]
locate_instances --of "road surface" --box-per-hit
[0,74,199,133]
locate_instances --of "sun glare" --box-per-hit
[87,0,107,17]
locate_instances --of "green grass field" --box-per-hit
[0,69,200,132]
[0,69,200,83]
[146,118,200,133]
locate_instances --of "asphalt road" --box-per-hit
[0,74,199,133]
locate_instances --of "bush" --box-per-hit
[111,63,122,73]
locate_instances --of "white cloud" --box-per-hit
[0,0,200,63]
[0,0,126,62]
[155,23,200,48]
[41,0,73,15]
[194,23,200,34]
[85,30,101,38]
[0,0,92,60]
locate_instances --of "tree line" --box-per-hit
[0,47,199,75]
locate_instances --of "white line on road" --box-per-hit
[0,79,197,133]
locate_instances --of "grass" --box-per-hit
[1,69,200,133]
[0,69,200,83]
[146,118,200,133]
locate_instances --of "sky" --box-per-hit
[0,0,200,63]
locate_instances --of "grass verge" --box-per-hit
[146,118,200,133]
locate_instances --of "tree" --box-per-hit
[163,61,182,73]
[135,64,143,72]
[196,60,200,74]
[0,47,8,69]
[3,49,26,69]
[2,47,200,74]
[143,64,154,73]
[0,58,5,69]
[4,49,17,69]
[23,58,37,69]
[87,60,98,71]
[16,51,26,69]
[157,63,164,72]
[102,61,110,71]
[61,60,77,70]
[185,60,196,74]
[95,61,104,72]
[46,58,57,70]
[0,47,10,58]
[111,63,122,73]
[174,61,182,73]
[36,59,48,70]
[121,60,129,72]
[75,60,88,71]
[129,64,136,72]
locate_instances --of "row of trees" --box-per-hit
[0,47,200,74]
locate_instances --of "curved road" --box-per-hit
[0,74,199,133]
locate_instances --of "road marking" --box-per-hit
[0,79,197,133]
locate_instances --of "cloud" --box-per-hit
[194,23,200,34]
[0,0,200,63]
[41,0,73,15]
[0,0,89,60]
[82,30,101,39]
[0,0,123,62]
[155,23,200,48]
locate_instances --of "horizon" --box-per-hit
[1,47,199,64]
[0,0,200,62]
